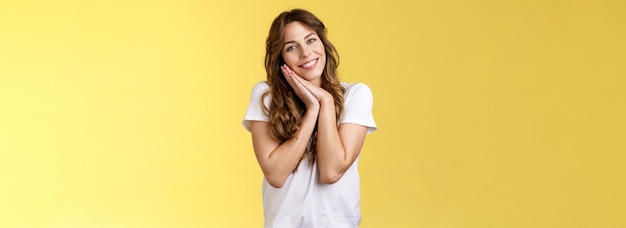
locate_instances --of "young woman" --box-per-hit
[243,9,377,228]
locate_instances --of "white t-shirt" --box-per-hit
[243,81,377,228]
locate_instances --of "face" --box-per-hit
[281,21,326,86]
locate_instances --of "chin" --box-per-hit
[301,72,323,81]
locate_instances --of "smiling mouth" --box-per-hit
[298,58,318,70]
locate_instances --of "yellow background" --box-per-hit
[1,0,624,227]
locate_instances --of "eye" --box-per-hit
[307,38,317,44]
[286,45,296,52]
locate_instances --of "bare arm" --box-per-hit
[284,69,369,184]
[316,96,368,184]
[280,65,370,184]
[250,106,318,188]
[251,65,322,188]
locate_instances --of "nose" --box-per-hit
[300,46,312,58]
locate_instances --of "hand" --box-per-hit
[282,65,320,110]
[282,65,332,103]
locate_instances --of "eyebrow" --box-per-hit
[283,32,317,46]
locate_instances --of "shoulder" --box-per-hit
[339,82,377,132]
[341,82,373,98]
[251,81,269,93]
[249,81,270,100]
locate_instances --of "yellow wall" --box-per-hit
[1,0,624,227]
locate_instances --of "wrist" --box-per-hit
[319,92,334,105]
[305,105,320,115]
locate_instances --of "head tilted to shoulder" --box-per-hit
[263,9,345,165]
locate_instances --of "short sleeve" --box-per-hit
[242,81,270,131]
[339,83,377,134]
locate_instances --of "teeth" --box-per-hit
[302,59,316,68]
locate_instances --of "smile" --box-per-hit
[298,58,318,70]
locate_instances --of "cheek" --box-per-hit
[282,52,297,66]
[316,43,326,53]
[315,48,324,59]
[318,47,327,62]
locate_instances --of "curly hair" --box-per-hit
[262,9,345,166]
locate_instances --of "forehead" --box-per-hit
[283,21,317,41]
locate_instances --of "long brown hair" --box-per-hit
[262,9,345,166]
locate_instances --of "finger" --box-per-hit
[281,65,297,88]
[288,71,317,94]
[283,66,319,102]
[289,73,328,102]
[281,65,323,103]
[282,66,305,86]
[283,67,313,89]
[283,65,307,91]
[284,65,304,80]
[282,65,310,98]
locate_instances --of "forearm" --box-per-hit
[316,97,349,183]
[261,108,319,186]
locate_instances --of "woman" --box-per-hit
[243,9,377,228]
